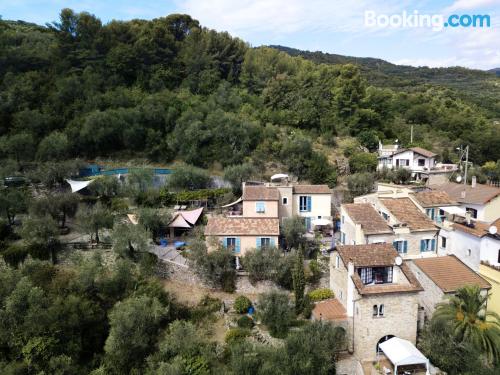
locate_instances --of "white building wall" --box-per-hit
[481,237,500,267]
[443,230,482,271]
[292,193,332,219]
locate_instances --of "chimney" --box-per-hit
[471,176,476,188]
[461,190,466,199]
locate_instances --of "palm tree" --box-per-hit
[433,285,500,364]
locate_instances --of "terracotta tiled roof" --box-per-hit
[312,299,347,321]
[409,147,437,158]
[452,220,491,238]
[337,243,399,267]
[411,191,456,207]
[429,182,500,205]
[293,185,331,194]
[242,185,279,201]
[204,217,279,236]
[413,256,491,293]
[343,203,392,235]
[392,147,436,158]
[380,198,436,231]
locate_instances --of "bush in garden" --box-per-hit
[237,315,254,329]
[257,291,294,337]
[306,259,323,284]
[225,328,250,344]
[234,295,252,314]
[307,288,334,302]
[2,243,28,268]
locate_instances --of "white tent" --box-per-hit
[379,337,430,375]
[65,179,94,193]
[312,218,332,227]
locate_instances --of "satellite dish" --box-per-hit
[456,175,462,183]
[395,139,399,143]
[489,226,498,235]
[395,256,403,266]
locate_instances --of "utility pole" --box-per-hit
[410,124,413,144]
[464,145,469,186]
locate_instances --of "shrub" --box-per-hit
[306,259,322,284]
[190,240,236,292]
[2,243,28,268]
[190,295,223,322]
[225,328,250,344]
[257,291,294,337]
[302,295,313,319]
[242,247,277,283]
[349,152,378,173]
[234,295,252,314]
[307,288,334,302]
[237,315,254,329]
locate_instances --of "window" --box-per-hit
[359,267,392,285]
[396,159,409,167]
[358,268,373,284]
[256,201,265,213]
[466,207,478,219]
[441,237,447,248]
[225,237,240,253]
[418,159,425,166]
[393,240,408,254]
[426,208,435,220]
[420,239,436,252]
[341,232,346,245]
[467,249,472,256]
[339,291,343,299]
[299,196,311,212]
[372,304,385,317]
[498,249,500,263]
[341,215,345,224]
[335,255,340,269]
[382,212,389,221]
[282,197,288,205]
[260,237,271,247]
[226,237,236,248]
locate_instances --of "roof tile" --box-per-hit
[343,203,392,235]
[242,185,279,201]
[205,217,279,236]
[411,191,456,207]
[413,255,491,292]
[380,198,436,231]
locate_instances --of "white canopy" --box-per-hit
[221,197,242,208]
[439,206,466,216]
[379,337,429,374]
[270,173,289,181]
[312,218,332,227]
[66,179,94,193]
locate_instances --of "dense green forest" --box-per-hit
[1,9,499,181]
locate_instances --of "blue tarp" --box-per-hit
[174,241,186,248]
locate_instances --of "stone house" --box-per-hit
[329,243,422,362]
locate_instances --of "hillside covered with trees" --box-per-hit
[1,9,499,181]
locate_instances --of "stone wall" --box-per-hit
[330,251,349,308]
[352,293,419,362]
[157,260,285,295]
[408,261,444,321]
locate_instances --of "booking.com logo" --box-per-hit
[365,10,491,31]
